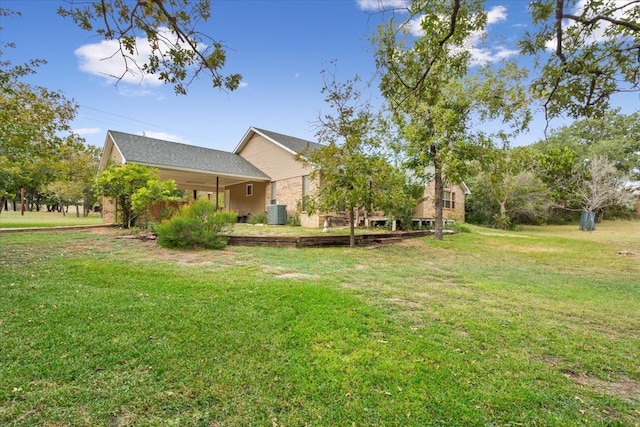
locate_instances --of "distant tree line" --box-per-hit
[466,112,639,229]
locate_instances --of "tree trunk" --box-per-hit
[499,200,508,230]
[349,207,356,248]
[433,156,444,241]
[20,187,25,216]
[0,196,5,215]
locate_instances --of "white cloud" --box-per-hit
[468,42,520,65]
[238,81,249,88]
[403,5,518,64]
[75,38,163,87]
[356,0,410,12]
[486,5,507,24]
[139,131,188,144]
[406,16,424,37]
[73,127,101,135]
[468,6,518,65]
[74,26,208,91]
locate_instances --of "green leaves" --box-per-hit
[374,1,533,238]
[96,163,178,228]
[131,179,180,216]
[524,0,640,120]
[58,0,241,95]
[156,199,236,249]
[0,52,85,211]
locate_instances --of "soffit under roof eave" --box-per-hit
[132,161,271,181]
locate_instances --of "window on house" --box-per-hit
[270,182,277,204]
[443,190,455,209]
[302,175,310,211]
[246,183,253,197]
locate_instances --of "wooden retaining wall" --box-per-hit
[226,230,440,248]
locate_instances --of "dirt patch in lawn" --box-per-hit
[563,371,640,401]
[124,239,238,265]
[70,228,239,266]
[262,265,320,280]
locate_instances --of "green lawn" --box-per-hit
[0,209,103,228]
[1,221,639,426]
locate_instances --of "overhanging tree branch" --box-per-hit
[58,0,241,94]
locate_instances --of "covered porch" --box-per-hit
[157,167,270,221]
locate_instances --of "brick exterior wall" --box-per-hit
[267,175,322,227]
[419,183,467,221]
[101,197,117,224]
[268,176,302,212]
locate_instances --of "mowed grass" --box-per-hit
[0,221,639,426]
[0,209,103,228]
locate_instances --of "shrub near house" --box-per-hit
[156,199,237,249]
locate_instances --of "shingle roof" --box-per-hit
[252,127,324,154]
[108,130,269,179]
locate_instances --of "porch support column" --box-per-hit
[216,177,219,210]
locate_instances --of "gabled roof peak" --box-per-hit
[234,126,323,155]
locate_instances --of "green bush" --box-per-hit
[156,200,237,249]
[249,211,267,224]
[286,211,301,226]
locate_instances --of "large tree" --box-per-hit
[521,0,640,123]
[534,145,635,222]
[531,112,640,221]
[58,0,241,94]
[44,143,101,217]
[469,146,550,229]
[300,70,385,248]
[576,155,634,218]
[0,39,81,214]
[374,1,531,240]
[534,145,582,212]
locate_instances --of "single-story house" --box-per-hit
[98,127,469,227]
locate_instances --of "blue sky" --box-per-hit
[1,0,637,152]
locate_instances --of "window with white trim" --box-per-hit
[443,190,455,209]
[246,184,253,197]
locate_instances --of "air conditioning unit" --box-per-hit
[267,204,287,225]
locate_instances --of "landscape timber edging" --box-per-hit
[225,229,454,248]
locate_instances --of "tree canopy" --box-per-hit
[300,70,386,247]
[540,111,640,180]
[57,0,241,95]
[0,39,86,214]
[95,163,180,228]
[521,0,640,122]
[373,0,531,239]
